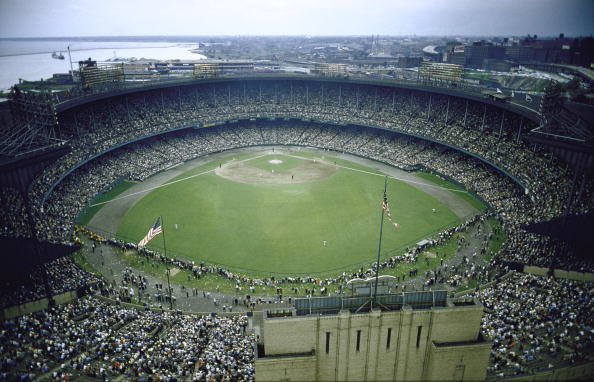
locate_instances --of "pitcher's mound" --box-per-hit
[215,157,338,185]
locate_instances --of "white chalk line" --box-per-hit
[91,149,468,208]
[88,153,269,207]
[284,153,469,194]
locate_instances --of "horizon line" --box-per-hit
[2,33,592,40]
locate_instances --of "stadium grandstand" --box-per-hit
[1,72,593,381]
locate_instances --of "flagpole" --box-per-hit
[373,176,388,307]
[161,215,173,310]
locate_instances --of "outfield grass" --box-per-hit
[117,152,462,276]
[414,171,486,213]
[77,180,135,226]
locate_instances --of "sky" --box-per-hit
[0,0,592,38]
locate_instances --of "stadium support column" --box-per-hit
[161,215,173,310]
[373,176,388,307]
[125,96,130,122]
[178,88,182,113]
[499,111,505,137]
[481,104,486,132]
[516,119,523,143]
[392,92,395,112]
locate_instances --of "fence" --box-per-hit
[294,290,448,316]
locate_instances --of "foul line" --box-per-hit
[88,153,269,207]
[91,149,468,208]
[285,153,469,194]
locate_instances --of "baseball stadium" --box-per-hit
[1,67,593,380]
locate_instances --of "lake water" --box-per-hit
[0,40,207,91]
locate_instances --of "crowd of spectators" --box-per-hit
[0,257,99,309]
[469,272,594,378]
[0,188,30,239]
[0,295,255,381]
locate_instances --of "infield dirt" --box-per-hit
[214,158,338,185]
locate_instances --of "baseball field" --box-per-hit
[114,150,467,276]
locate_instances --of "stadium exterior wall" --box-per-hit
[255,303,491,381]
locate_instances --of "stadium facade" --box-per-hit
[254,292,490,381]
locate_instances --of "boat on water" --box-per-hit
[52,52,65,60]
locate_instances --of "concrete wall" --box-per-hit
[263,318,316,355]
[255,355,317,381]
[553,270,594,282]
[430,306,484,343]
[523,265,594,282]
[523,265,549,277]
[256,303,490,381]
[1,291,78,320]
[426,342,491,381]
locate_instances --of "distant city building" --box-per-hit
[514,34,594,67]
[445,45,466,66]
[255,292,491,381]
[464,41,505,69]
[505,45,534,62]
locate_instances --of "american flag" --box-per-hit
[382,195,399,229]
[138,217,162,247]
[382,196,391,217]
